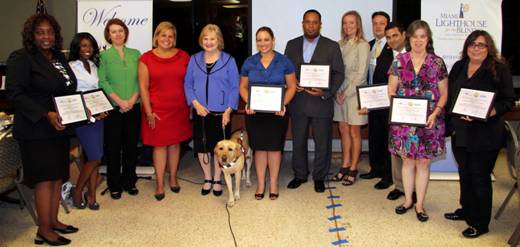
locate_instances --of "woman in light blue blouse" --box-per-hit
[239,26,297,200]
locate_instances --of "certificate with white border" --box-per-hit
[451,88,495,120]
[389,96,429,126]
[248,84,284,113]
[299,64,330,89]
[53,94,88,125]
[82,89,114,116]
[357,84,390,110]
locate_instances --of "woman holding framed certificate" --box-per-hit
[6,14,78,245]
[184,24,239,196]
[445,30,514,238]
[98,18,141,200]
[331,11,370,186]
[68,32,105,210]
[387,20,448,222]
[239,26,297,200]
[139,22,192,201]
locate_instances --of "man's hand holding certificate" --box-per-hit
[299,65,330,89]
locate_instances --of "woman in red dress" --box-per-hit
[139,21,192,200]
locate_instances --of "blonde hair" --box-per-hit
[198,24,224,50]
[340,10,365,45]
[153,21,177,48]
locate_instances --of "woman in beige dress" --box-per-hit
[332,10,370,185]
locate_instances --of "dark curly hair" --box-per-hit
[405,20,435,54]
[461,30,504,79]
[22,13,63,53]
[68,32,100,66]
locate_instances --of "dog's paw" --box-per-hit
[234,193,240,200]
[245,181,252,187]
[227,200,235,207]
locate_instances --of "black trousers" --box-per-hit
[291,114,332,180]
[105,105,141,192]
[452,144,499,231]
[368,109,391,181]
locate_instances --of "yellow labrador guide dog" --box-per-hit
[214,129,252,207]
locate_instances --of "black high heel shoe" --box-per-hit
[84,193,100,210]
[212,180,223,196]
[170,186,181,193]
[154,193,165,201]
[201,179,213,195]
[269,193,279,200]
[52,225,79,234]
[35,233,71,245]
[254,193,264,200]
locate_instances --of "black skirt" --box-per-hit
[192,113,231,153]
[246,112,288,151]
[18,137,70,187]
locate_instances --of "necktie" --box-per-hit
[374,40,382,58]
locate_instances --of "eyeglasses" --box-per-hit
[469,42,488,50]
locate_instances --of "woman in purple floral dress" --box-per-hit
[387,20,448,222]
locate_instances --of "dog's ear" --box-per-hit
[214,141,222,154]
[234,143,241,157]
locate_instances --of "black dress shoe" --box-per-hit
[84,193,100,210]
[212,181,223,196]
[269,193,279,200]
[314,180,325,193]
[125,187,139,196]
[201,179,213,195]
[462,227,489,238]
[170,186,181,193]
[154,193,165,201]
[359,171,380,179]
[35,233,71,246]
[110,191,122,200]
[254,193,264,200]
[52,225,79,234]
[444,208,464,221]
[387,189,404,200]
[415,208,429,222]
[395,204,414,214]
[287,178,307,189]
[374,180,393,190]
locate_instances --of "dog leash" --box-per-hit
[201,113,229,165]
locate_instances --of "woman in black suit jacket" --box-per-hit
[6,14,78,245]
[446,30,515,238]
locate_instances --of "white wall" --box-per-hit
[251,0,393,54]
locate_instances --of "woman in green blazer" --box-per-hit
[98,18,141,200]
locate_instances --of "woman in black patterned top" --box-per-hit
[6,14,78,246]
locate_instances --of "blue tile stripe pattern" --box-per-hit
[325,172,349,246]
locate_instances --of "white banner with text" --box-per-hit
[422,0,502,71]
[77,0,152,53]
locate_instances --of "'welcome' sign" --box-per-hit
[77,0,152,54]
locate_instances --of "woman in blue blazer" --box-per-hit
[184,24,239,196]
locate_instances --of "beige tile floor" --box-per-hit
[0,151,518,247]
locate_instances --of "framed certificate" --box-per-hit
[248,84,285,113]
[82,89,114,116]
[53,94,88,125]
[357,84,390,110]
[299,64,330,89]
[389,96,429,127]
[450,88,495,120]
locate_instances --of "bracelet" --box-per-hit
[435,105,443,111]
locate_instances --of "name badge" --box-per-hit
[370,58,377,66]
